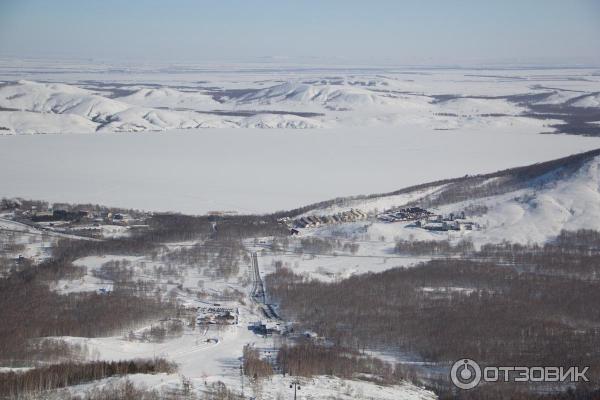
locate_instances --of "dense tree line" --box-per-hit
[295,237,359,255]
[242,345,273,380]
[128,320,184,343]
[200,381,244,400]
[146,214,214,243]
[477,230,600,280]
[212,215,289,240]
[0,359,175,398]
[277,341,402,384]
[26,339,88,365]
[394,239,473,255]
[52,237,160,262]
[438,384,600,400]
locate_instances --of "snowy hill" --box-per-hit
[116,87,219,110]
[0,81,323,133]
[572,93,600,108]
[0,111,98,134]
[298,149,600,245]
[435,97,525,115]
[1,67,600,135]
[230,80,406,109]
[0,80,130,120]
[0,81,211,133]
[239,113,323,128]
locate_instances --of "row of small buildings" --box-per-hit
[196,305,239,325]
[377,207,434,223]
[417,219,476,231]
[26,208,135,225]
[378,207,476,231]
[280,206,476,233]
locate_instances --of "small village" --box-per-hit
[196,305,239,326]
[281,205,476,233]
[1,198,150,239]
[377,207,477,231]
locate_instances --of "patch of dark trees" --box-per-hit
[395,230,600,276]
[162,239,248,279]
[276,341,407,385]
[50,212,287,262]
[242,345,273,380]
[0,359,175,399]
[294,237,360,255]
[439,385,600,400]
[0,258,177,366]
[523,101,600,137]
[266,230,600,398]
[138,213,288,243]
[211,215,289,240]
[395,239,474,255]
[475,229,600,280]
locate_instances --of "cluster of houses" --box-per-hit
[10,206,151,239]
[289,209,368,229]
[277,206,477,233]
[378,208,476,232]
[24,207,136,226]
[377,207,434,223]
[417,218,476,232]
[196,305,239,326]
[30,209,90,223]
[250,320,285,335]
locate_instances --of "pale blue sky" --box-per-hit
[0,0,598,65]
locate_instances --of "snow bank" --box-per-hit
[572,93,600,108]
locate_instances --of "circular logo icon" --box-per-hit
[450,359,482,390]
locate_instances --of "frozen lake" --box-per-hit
[1,127,599,214]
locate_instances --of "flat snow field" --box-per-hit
[1,127,599,214]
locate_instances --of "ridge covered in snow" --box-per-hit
[1,66,599,135]
[300,149,600,245]
[0,81,325,133]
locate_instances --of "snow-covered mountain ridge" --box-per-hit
[2,67,599,135]
[0,81,325,133]
[297,149,600,245]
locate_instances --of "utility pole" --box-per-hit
[240,362,244,398]
[289,380,301,400]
